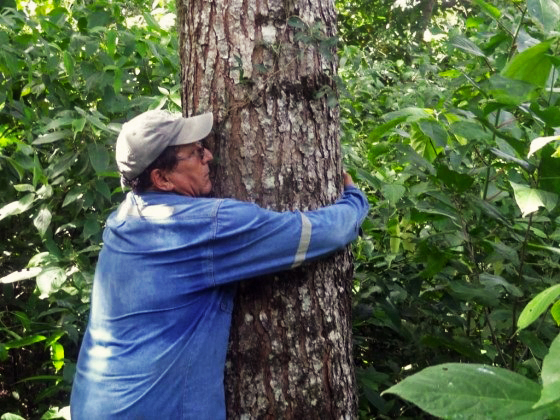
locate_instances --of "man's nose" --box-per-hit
[204,148,213,163]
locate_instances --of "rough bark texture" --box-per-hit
[176,0,357,417]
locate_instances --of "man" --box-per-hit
[70,110,369,419]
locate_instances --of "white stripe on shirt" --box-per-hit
[292,213,312,268]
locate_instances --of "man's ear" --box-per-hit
[150,169,175,191]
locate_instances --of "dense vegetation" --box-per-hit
[0,0,559,418]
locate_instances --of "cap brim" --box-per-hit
[170,112,214,146]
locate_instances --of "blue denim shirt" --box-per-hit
[70,186,369,419]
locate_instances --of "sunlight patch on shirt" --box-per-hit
[125,202,175,219]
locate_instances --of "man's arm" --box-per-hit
[211,176,369,285]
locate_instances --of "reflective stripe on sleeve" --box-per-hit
[291,213,312,268]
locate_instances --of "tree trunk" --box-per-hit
[176,0,357,418]
[414,0,436,43]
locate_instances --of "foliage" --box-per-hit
[336,0,468,60]
[382,286,560,418]
[0,0,179,416]
[2,0,560,418]
[338,0,560,418]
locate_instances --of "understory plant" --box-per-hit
[339,0,560,417]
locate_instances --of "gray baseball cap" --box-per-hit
[116,110,214,180]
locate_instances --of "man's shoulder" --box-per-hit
[112,192,224,221]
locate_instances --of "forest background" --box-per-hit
[0,0,559,418]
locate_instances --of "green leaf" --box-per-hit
[436,165,474,193]
[62,187,83,207]
[387,217,401,254]
[382,363,553,419]
[88,143,110,174]
[50,342,64,371]
[552,301,560,326]
[94,179,111,201]
[62,50,74,75]
[527,243,560,256]
[530,104,560,127]
[15,375,61,383]
[5,156,26,180]
[13,184,35,192]
[418,120,447,148]
[45,331,66,347]
[37,184,53,199]
[0,267,41,283]
[517,284,560,330]
[143,12,161,30]
[83,215,101,239]
[381,183,406,206]
[28,251,59,267]
[32,154,46,187]
[449,35,486,57]
[410,124,438,162]
[502,41,553,88]
[43,116,76,132]
[113,67,123,94]
[439,69,462,78]
[356,168,382,189]
[528,135,560,157]
[448,280,500,306]
[449,120,492,143]
[368,116,407,141]
[518,330,549,359]
[78,245,102,254]
[534,333,560,408]
[490,148,533,171]
[36,267,66,299]
[32,130,72,145]
[5,334,47,349]
[485,241,519,265]
[105,29,118,56]
[383,107,432,123]
[40,406,70,420]
[420,335,488,362]
[528,0,560,34]
[72,117,87,133]
[1,414,26,420]
[479,273,523,297]
[486,74,537,105]
[33,207,52,237]
[0,193,35,221]
[87,9,111,28]
[538,151,560,195]
[472,0,501,18]
[47,151,77,179]
[287,16,307,29]
[75,107,110,132]
[510,182,558,217]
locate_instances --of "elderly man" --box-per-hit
[70,110,369,419]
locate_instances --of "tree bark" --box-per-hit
[177,0,357,417]
[414,0,436,43]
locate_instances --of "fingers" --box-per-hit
[343,172,354,187]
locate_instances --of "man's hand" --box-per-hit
[343,172,355,187]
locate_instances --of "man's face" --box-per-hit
[165,142,213,197]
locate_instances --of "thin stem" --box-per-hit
[482,111,501,201]
[507,7,527,61]
[484,307,508,367]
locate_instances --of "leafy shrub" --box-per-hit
[338,0,560,417]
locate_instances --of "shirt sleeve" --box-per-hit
[212,186,369,285]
